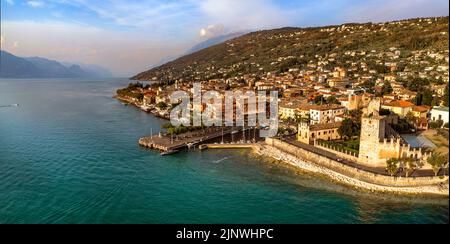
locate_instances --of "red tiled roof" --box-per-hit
[412,105,431,112]
[309,122,342,132]
[383,100,414,108]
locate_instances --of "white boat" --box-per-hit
[160,150,179,156]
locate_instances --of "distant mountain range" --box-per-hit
[0,50,112,78]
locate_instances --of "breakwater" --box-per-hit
[261,138,449,196]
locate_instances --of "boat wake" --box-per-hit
[0,104,19,108]
[212,157,230,164]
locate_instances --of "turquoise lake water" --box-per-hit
[0,78,448,224]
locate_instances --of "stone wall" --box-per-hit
[314,141,359,162]
[266,138,447,187]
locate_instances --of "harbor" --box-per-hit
[139,126,264,155]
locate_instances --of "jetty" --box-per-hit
[139,126,261,154]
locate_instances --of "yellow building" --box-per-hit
[411,105,431,118]
[279,101,311,120]
[297,122,342,145]
[381,100,415,118]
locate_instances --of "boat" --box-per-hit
[199,144,208,150]
[160,150,179,156]
[12,104,19,107]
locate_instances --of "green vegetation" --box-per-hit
[116,82,145,102]
[156,101,168,110]
[429,120,444,130]
[379,81,393,96]
[387,157,421,177]
[390,119,414,133]
[318,139,359,155]
[313,95,340,105]
[386,158,400,177]
[444,84,449,107]
[338,118,361,139]
[161,122,206,135]
[402,158,419,178]
[427,152,449,176]
[131,17,449,82]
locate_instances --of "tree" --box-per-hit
[156,101,168,110]
[386,158,400,176]
[326,96,340,105]
[348,109,363,121]
[418,89,434,106]
[429,120,444,130]
[427,152,448,176]
[405,112,415,124]
[401,158,419,178]
[381,81,393,95]
[444,84,449,107]
[338,118,360,139]
[313,95,325,105]
[294,113,309,123]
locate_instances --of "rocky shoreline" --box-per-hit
[256,144,449,197]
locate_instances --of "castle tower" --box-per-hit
[358,98,386,165]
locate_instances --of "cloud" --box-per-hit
[341,0,449,23]
[27,1,44,8]
[6,0,14,5]
[0,35,4,46]
[199,0,296,32]
[53,0,197,28]
[199,24,225,38]
[13,41,19,48]
[1,20,190,76]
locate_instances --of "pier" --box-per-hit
[139,127,263,154]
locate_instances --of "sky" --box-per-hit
[1,0,449,77]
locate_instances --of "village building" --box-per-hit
[341,93,372,110]
[430,106,449,126]
[297,121,342,145]
[381,100,415,118]
[309,104,346,124]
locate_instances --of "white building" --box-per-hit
[430,106,449,127]
[309,104,346,125]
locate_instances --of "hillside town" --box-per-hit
[117,17,449,179]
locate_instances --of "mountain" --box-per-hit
[131,17,449,82]
[148,32,248,71]
[80,64,114,78]
[26,57,86,78]
[0,51,43,78]
[187,32,247,54]
[0,51,112,78]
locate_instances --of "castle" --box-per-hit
[358,99,430,167]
